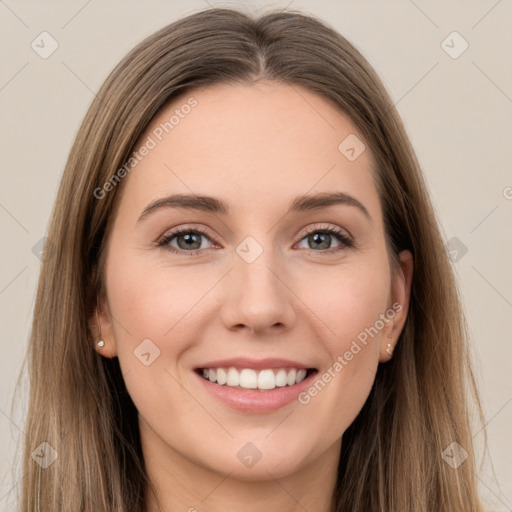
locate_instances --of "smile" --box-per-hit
[196,367,317,391]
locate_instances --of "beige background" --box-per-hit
[1,1,511,510]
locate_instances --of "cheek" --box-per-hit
[104,252,222,411]
[104,256,209,430]
[106,251,213,340]
[295,258,391,350]
[291,260,390,433]
[292,261,390,416]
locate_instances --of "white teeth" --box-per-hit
[275,369,288,387]
[226,367,240,386]
[296,369,307,383]
[216,368,227,385]
[286,369,297,386]
[199,366,312,390]
[239,369,258,389]
[257,369,275,390]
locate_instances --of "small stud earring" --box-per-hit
[386,343,393,356]
[95,303,105,351]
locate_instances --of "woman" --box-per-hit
[21,7,486,511]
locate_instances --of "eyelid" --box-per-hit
[294,223,354,253]
[156,223,218,248]
[296,223,353,243]
[157,222,354,254]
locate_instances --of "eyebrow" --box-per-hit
[137,191,372,223]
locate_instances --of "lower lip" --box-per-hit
[193,370,318,413]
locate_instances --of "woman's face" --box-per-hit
[96,81,412,481]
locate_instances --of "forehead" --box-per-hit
[117,81,380,221]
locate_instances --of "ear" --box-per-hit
[379,249,413,362]
[89,294,118,359]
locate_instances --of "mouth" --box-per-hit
[193,360,320,413]
[194,366,319,392]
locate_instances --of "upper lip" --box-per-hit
[194,357,316,371]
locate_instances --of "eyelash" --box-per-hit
[157,224,354,256]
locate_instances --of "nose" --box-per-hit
[220,248,297,335]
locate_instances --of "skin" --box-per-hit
[92,81,413,512]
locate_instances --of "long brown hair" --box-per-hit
[21,7,485,511]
